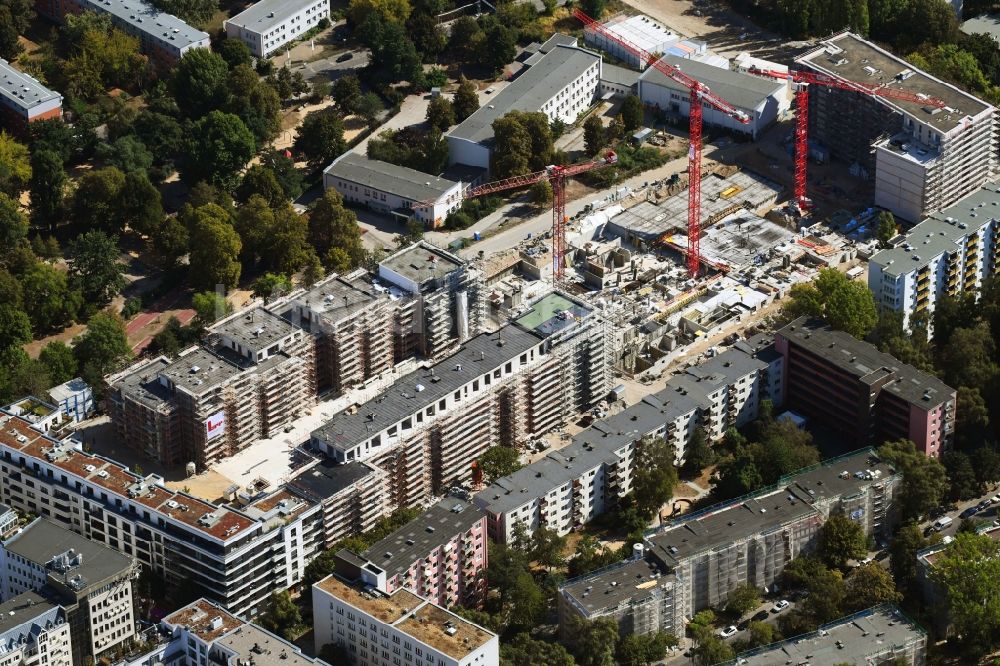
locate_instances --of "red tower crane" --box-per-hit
[415,151,618,281]
[746,67,947,211]
[574,8,751,277]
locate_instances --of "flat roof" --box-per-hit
[0,59,61,112]
[315,575,424,625]
[601,63,640,87]
[962,13,1000,41]
[870,180,1000,276]
[360,496,484,580]
[449,43,600,144]
[778,318,954,408]
[312,324,541,452]
[590,14,676,50]
[396,601,495,660]
[514,291,593,337]
[378,242,465,289]
[325,153,459,204]
[3,518,134,589]
[212,307,300,355]
[163,599,244,642]
[639,55,784,111]
[796,32,991,133]
[287,459,380,500]
[226,0,319,34]
[288,271,385,322]
[160,347,242,396]
[0,591,61,638]
[560,557,674,616]
[215,624,324,666]
[47,378,90,403]
[81,0,209,50]
[730,605,924,665]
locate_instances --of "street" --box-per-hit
[917,487,1000,541]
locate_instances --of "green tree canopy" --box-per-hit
[38,341,78,385]
[294,110,347,169]
[71,167,127,233]
[67,230,127,307]
[29,149,67,226]
[0,304,31,351]
[258,590,303,641]
[308,190,365,269]
[500,633,576,666]
[930,532,1000,656]
[783,268,877,338]
[172,47,230,118]
[817,514,868,570]
[426,95,455,132]
[724,582,761,617]
[620,95,644,133]
[877,439,949,523]
[583,115,605,156]
[632,435,678,518]
[19,261,80,333]
[187,204,242,290]
[74,311,132,387]
[192,290,231,326]
[477,445,522,484]
[454,76,480,121]
[0,131,31,197]
[570,616,618,666]
[0,193,29,252]
[183,112,256,189]
[844,563,900,612]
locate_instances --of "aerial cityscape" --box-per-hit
[1,0,999,664]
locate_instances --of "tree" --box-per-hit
[478,18,517,74]
[332,75,362,114]
[294,110,347,168]
[0,193,28,253]
[508,571,545,630]
[68,231,127,306]
[944,450,983,500]
[530,527,567,570]
[217,37,253,69]
[0,131,31,197]
[408,11,446,59]
[74,311,131,387]
[570,616,618,666]
[692,637,733,666]
[252,273,293,302]
[266,66,308,101]
[267,205,312,275]
[132,110,185,161]
[616,633,676,666]
[724,582,761,617]
[620,95,644,134]
[746,621,775,649]
[20,261,80,333]
[152,216,189,269]
[29,149,66,226]
[817,514,867,570]
[876,210,896,245]
[501,634,576,666]
[38,341,78,385]
[477,446,522,483]
[844,563,900,612]
[227,64,282,144]
[583,115,605,156]
[683,427,715,476]
[0,7,24,61]
[188,204,242,290]
[121,171,164,235]
[360,15,424,85]
[937,323,997,390]
[426,95,455,132]
[149,0,217,23]
[183,112,256,189]
[454,76,480,121]
[632,436,678,518]
[71,167,127,233]
[356,92,386,127]
[262,151,304,200]
[348,0,411,26]
[0,348,51,405]
[492,115,533,179]
[580,0,606,19]
[258,590,303,641]
[878,439,949,523]
[568,534,625,578]
[0,304,31,351]
[899,0,959,50]
[783,268,877,338]
[236,166,286,208]
[172,48,230,118]
[530,180,553,207]
[97,135,153,174]
[235,195,276,268]
[192,291,231,326]
[62,15,146,98]
[308,190,365,268]
[930,532,1000,656]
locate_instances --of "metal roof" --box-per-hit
[325,153,460,204]
[0,591,62,639]
[600,63,640,88]
[226,0,320,34]
[638,55,784,111]
[559,557,675,617]
[80,0,209,51]
[0,59,61,113]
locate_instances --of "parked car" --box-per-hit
[772,600,790,613]
[961,506,980,519]
[978,499,993,511]
[751,610,769,623]
[934,516,954,531]
[336,52,353,62]
[718,626,738,638]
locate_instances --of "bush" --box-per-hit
[317,17,330,29]
[121,297,143,320]
[426,68,448,88]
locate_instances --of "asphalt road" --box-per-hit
[917,485,1000,540]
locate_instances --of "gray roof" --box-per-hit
[287,459,379,500]
[0,59,60,113]
[212,307,301,355]
[728,605,925,665]
[80,0,209,51]
[962,13,1000,41]
[539,33,577,53]
[114,358,174,408]
[48,378,90,404]
[638,55,783,111]
[786,453,897,505]
[0,503,13,516]
[734,332,782,365]
[358,496,484,580]
[159,347,242,397]
[226,0,319,34]
[0,591,62,640]
[378,242,465,291]
[796,32,991,133]
[560,557,674,617]
[214,623,325,666]
[513,291,594,338]
[287,271,385,323]
[778,318,955,408]
[3,518,134,590]
[325,153,459,204]
[601,63,640,88]
[312,325,542,452]
[448,43,600,144]
[870,180,1000,277]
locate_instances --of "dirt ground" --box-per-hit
[164,470,238,504]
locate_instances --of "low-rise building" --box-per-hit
[324,154,464,229]
[34,0,210,66]
[0,519,138,666]
[638,57,787,138]
[0,59,61,132]
[312,574,499,666]
[775,317,956,457]
[583,14,677,70]
[725,605,926,666]
[47,379,93,424]
[224,0,329,58]
[0,591,73,666]
[599,63,639,98]
[333,495,488,609]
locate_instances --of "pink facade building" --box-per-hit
[776,318,956,457]
[334,494,488,608]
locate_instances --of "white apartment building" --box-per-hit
[324,154,464,229]
[868,180,1000,334]
[475,347,772,543]
[225,0,330,58]
[448,40,601,171]
[312,574,499,666]
[0,592,72,666]
[583,14,677,70]
[797,32,996,223]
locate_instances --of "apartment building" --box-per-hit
[224,0,329,58]
[775,318,956,457]
[796,32,996,222]
[0,412,323,617]
[0,519,137,666]
[160,599,328,666]
[644,449,898,615]
[558,552,685,640]
[583,14,676,70]
[0,591,73,666]
[448,40,601,171]
[869,180,1000,335]
[324,154,464,229]
[333,495,488,609]
[475,347,772,543]
[109,308,314,469]
[34,0,210,66]
[0,505,15,540]
[311,291,610,510]
[726,605,926,666]
[312,574,499,666]
[0,59,61,132]
[638,57,787,139]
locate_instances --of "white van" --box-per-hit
[933,516,953,531]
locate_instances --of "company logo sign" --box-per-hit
[206,412,226,441]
